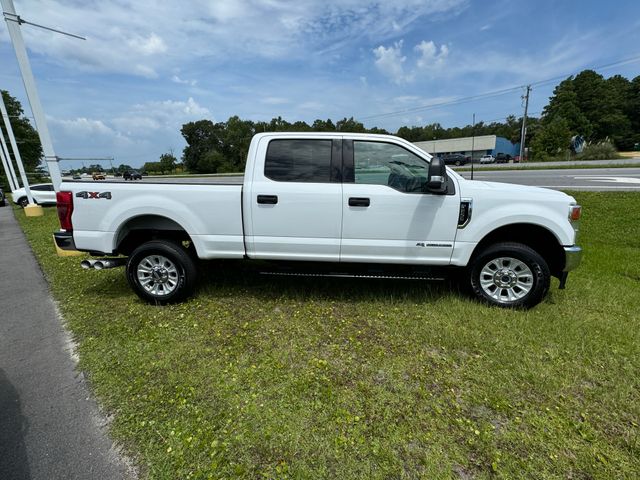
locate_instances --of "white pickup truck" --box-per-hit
[54,132,582,308]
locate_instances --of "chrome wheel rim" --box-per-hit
[137,254,179,296]
[479,256,534,304]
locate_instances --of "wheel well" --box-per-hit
[470,223,565,277]
[115,215,194,256]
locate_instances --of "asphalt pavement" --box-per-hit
[0,207,133,480]
[457,167,640,191]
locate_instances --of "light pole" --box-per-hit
[1,89,35,206]
[1,0,84,191]
[0,135,18,191]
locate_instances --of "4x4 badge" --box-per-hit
[75,191,112,200]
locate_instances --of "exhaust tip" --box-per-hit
[93,261,104,270]
[81,260,93,269]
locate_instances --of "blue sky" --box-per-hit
[1,0,639,169]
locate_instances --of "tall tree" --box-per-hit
[542,78,592,138]
[0,90,43,173]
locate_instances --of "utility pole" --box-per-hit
[1,0,85,191]
[0,114,19,191]
[0,135,18,191]
[470,113,475,180]
[1,90,34,203]
[519,85,531,162]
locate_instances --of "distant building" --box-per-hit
[413,135,519,159]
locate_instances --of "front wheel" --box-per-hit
[469,242,550,309]
[126,240,198,304]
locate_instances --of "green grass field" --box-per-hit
[15,192,640,479]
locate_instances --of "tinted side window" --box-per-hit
[265,139,332,183]
[353,141,429,193]
[31,184,50,191]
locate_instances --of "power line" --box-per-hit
[359,53,640,122]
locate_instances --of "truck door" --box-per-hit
[340,139,459,265]
[246,137,343,261]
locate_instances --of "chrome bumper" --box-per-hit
[563,245,582,272]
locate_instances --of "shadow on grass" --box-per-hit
[79,260,465,305]
[196,260,463,305]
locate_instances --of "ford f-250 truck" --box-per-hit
[54,132,582,308]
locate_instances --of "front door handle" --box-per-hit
[348,197,370,207]
[257,194,278,204]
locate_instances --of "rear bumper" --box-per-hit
[563,245,582,272]
[54,231,76,251]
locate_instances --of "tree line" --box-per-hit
[2,68,639,188]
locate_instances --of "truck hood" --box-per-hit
[460,180,577,204]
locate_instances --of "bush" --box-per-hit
[575,141,620,160]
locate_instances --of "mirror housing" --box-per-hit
[426,156,447,194]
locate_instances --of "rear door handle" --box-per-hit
[257,194,278,204]
[348,197,370,207]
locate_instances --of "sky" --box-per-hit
[1,0,639,170]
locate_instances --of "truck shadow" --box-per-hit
[79,261,466,304]
[196,261,464,304]
[0,369,31,480]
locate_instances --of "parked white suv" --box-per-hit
[479,154,495,164]
[12,183,57,207]
[54,132,582,308]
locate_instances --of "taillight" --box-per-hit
[56,191,74,231]
[569,205,582,222]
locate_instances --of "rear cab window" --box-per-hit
[265,139,332,183]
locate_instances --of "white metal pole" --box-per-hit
[1,92,35,201]
[1,0,62,190]
[0,136,17,191]
[0,115,20,190]
[0,95,34,203]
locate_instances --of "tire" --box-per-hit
[17,197,29,208]
[455,160,461,166]
[126,240,198,304]
[469,242,550,309]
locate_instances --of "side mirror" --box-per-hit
[426,156,447,194]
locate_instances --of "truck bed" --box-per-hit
[60,180,245,258]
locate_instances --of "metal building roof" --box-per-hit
[414,135,497,154]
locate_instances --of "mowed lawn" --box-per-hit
[15,192,640,479]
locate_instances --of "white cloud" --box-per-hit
[373,41,411,84]
[112,98,211,136]
[171,75,197,86]
[415,40,449,69]
[0,0,467,78]
[374,39,449,83]
[261,97,290,105]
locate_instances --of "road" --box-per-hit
[67,167,640,191]
[457,167,640,191]
[0,207,133,479]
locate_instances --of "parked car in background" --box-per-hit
[495,153,513,164]
[92,172,106,180]
[0,186,6,207]
[72,174,82,180]
[12,183,56,207]
[480,154,495,164]
[441,153,471,166]
[123,170,142,181]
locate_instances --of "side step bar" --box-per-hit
[259,271,445,281]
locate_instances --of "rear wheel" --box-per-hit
[18,197,29,208]
[126,240,198,304]
[469,242,550,309]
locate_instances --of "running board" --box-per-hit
[259,271,445,281]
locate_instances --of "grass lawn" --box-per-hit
[15,192,640,479]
